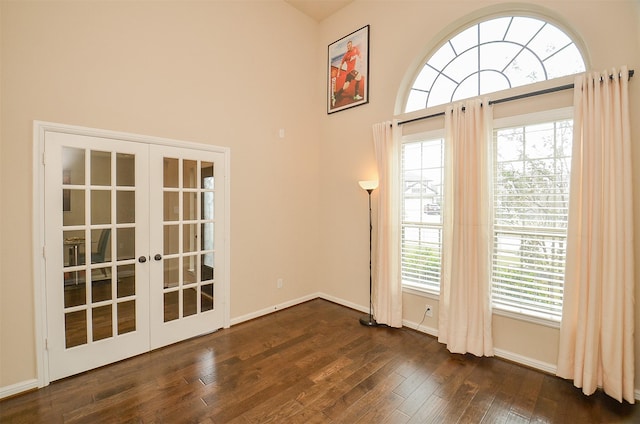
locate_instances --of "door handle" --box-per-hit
[138,256,147,263]
[154,254,162,261]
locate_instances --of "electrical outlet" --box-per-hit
[277,278,283,289]
[425,304,433,317]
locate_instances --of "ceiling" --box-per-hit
[284,0,354,22]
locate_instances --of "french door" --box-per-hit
[148,145,225,349]
[43,129,226,381]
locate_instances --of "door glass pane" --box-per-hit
[183,160,197,189]
[183,192,197,221]
[65,310,87,348]
[63,187,71,213]
[91,229,111,264]
[201,253,214,281]
[117,264,135,298]
[116,228,134,261]
[117,300,136,334]
[183,287,197,317]
[183,255,197,285]
[91,150,111,186]
[64,274,86,308]
[164,158,179,188]
[201,162,214,189]
[164,291,179,322]
[164,225,179,255]
[201,283,214,312]
[62,147,86,185]
[164,258,179,289]
[183,224,197,253]
[116,191,135,223]
[91,275,112,303]
[91,190,111,225]
[116,153,135,187]
[91,267,111,282]
[92,305,112,341]
[164,192,179,221]
[201,192,214,220]
[63,190,85,226]
[201,223,214,251]
[64,229,86,266]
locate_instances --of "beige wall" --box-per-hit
[1,0,639,396]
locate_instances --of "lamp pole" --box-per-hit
[358,181,379,327]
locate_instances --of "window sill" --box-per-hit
[492,307,561,329]
[402,284,439,300]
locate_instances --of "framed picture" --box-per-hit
[328,25,369,114]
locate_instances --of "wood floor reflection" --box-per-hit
[2,299,638,423]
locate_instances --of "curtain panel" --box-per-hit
[557,66,635,403]
[372,121,402,327]
[438,99,494,356]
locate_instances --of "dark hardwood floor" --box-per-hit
[1,299,638,423]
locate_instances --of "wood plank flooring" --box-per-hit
[1,298,638,423]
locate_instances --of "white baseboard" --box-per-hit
[228,292,372,327]
[317,292,368,314]
[492,348,557,375]
[402,317,438,337]
[229,293,320,326]
[0,378,39,400]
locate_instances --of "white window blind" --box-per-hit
[492,119,572,320]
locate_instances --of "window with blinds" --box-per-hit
[401,137,444,293]
[492,119,573,320]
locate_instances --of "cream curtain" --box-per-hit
[557,66,635,403]
[372,121,402,328]
[438,99,494,356]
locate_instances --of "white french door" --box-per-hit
[43,128,226,381]
[148,146,226,349]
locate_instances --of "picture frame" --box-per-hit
[327,25,369,114]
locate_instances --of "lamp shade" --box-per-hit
[358,180,379,191]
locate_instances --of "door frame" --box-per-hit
[32,121,231,388]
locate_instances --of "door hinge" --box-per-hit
[42,152,46,165]
[42,246,46,259]
[45,338,49,350]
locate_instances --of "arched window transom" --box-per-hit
[405,16,586,112]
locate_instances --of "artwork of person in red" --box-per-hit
[332,40,363,107]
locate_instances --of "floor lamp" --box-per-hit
[358,180,379,327]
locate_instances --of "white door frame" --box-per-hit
[32,121,231,388]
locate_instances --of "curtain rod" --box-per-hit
[397,69,634,126]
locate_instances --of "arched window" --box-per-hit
[405,16,586,112]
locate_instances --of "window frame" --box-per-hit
[399,108,574,328]
[400,130,445,296]
[403,13,587,114]
[491,107,573,325]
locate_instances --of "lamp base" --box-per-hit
[359,315,380,327]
